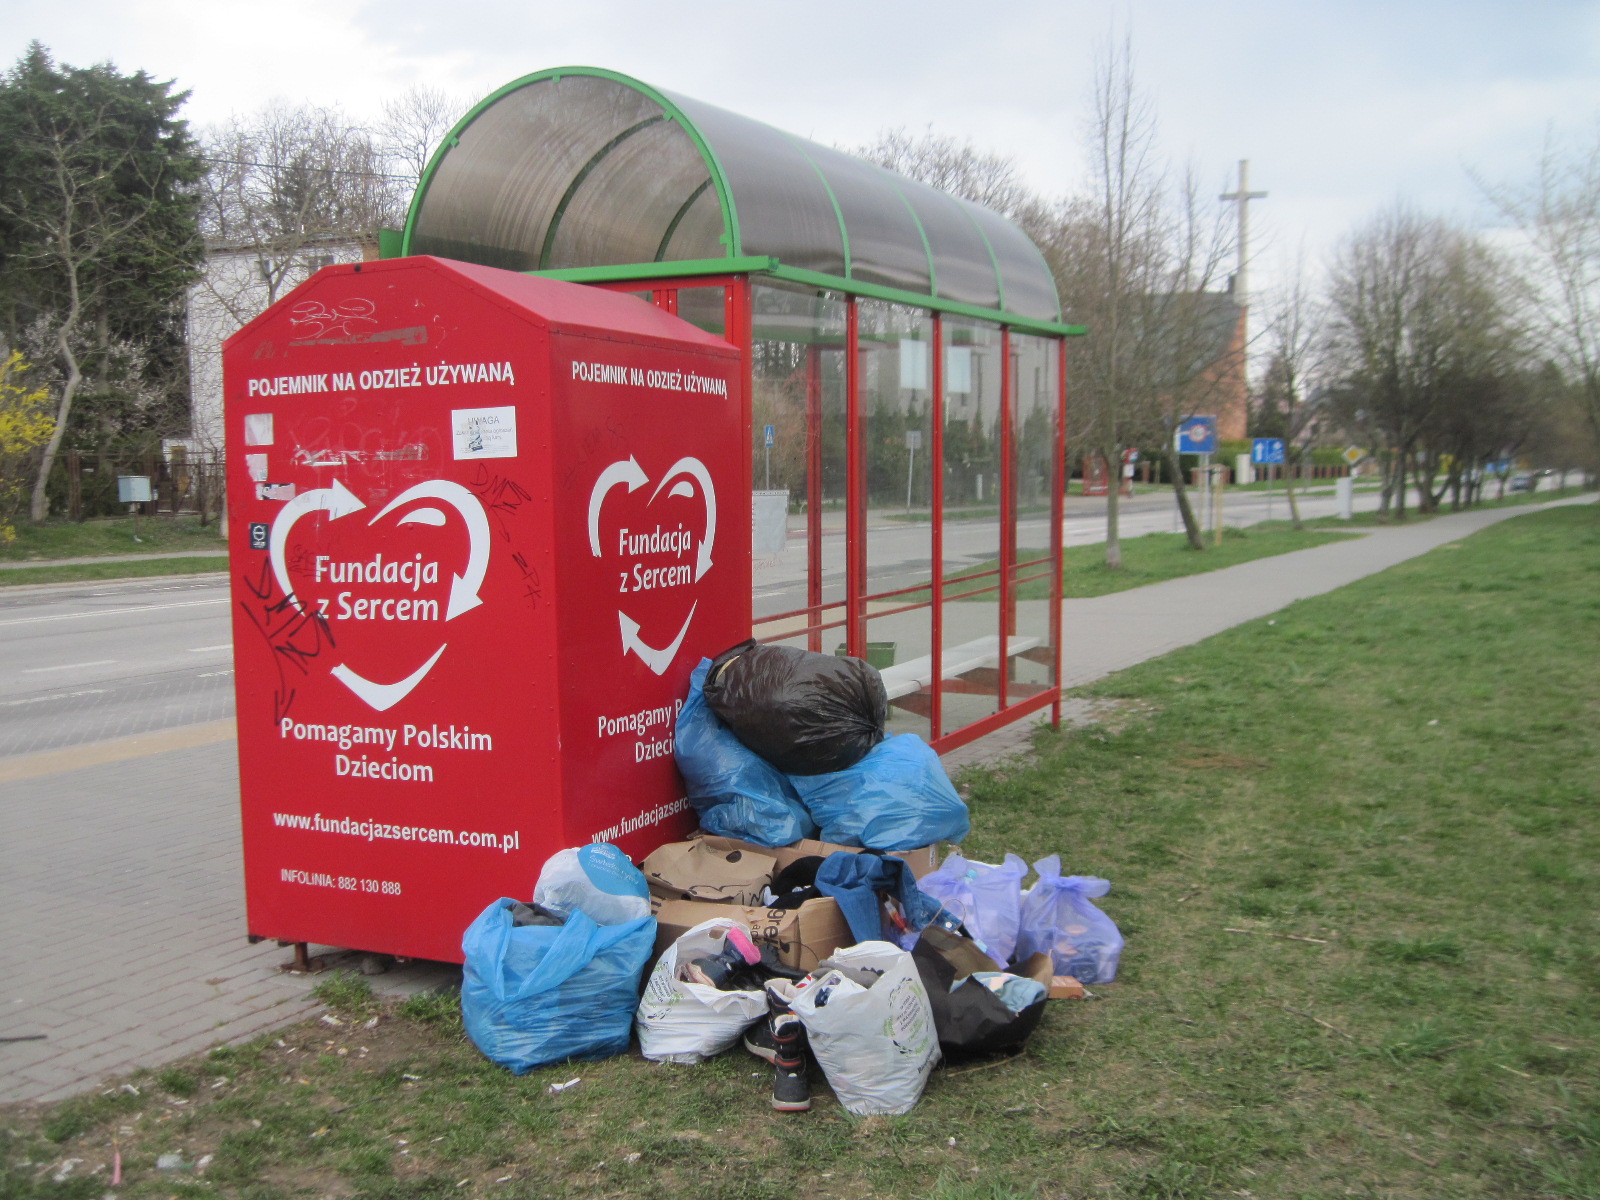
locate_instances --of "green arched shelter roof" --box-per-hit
[401,67,1066,328]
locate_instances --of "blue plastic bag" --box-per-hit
[1015,856,1123,984]
[461,898,655,1073]
[674,658,818,846]
[816,850,942,949]
[788,733,970,850]
[915,852,1028,966]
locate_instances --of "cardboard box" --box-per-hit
[641,839,777,905]
[651,893,852,972]
[645,833,940,971]
[1048,975,1086,999]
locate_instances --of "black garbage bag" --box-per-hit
[702,639,887,776]
[911,924,1051,1056]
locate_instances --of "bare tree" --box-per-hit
[851,126,1032,215]
[1035,40,1235,563]
[197,101,405,317]
[1324,207,1523,518]
[1480,124,1600,450]
[1256,249,1328,528]
[377,85,470,194]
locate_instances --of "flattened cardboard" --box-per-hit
[641,840,777,905]
[650,894,852,972]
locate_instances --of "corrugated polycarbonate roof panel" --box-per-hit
[408,74,721,271]
[406,69,1060,320]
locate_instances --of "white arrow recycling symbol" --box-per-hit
[269,479,367,610]
[267,476,490,711]
[589,455,716,675]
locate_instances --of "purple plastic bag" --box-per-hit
[915,852,1028,966]
[1015,855,1123,984]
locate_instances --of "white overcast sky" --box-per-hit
[4,0,1597,299]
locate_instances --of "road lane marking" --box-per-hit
[0,719,237,783]
[1,689,107,706]
[187,644,233,653]
[21,660,115,673]
[0,597,227,627]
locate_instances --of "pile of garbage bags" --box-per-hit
[459,644,1124,1115]
[677,649,971,850]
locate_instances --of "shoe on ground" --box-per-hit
[771,1012,811,1112]
[743,1018,779,1064]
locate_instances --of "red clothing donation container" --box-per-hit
[223,256,746,964]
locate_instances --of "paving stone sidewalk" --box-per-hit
[2,497,1589,1104]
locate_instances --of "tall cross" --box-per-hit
[1219,159,1267,306]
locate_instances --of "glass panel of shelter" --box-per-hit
[937,318,1004,738]
[598,274,1052,748]
[1007,334,1060,703]
[857,301,935,742]
[746,284,848,654]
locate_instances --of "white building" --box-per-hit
[183,234,377,455]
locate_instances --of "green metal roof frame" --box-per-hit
[529,257,1084,337]
[399,66,1083,339]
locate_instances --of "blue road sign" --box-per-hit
[1177,416,1218,455]
[1252,437,1286,465]
[764,424,776,447]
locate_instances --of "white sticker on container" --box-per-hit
[452,406,517,460]
[244,413,274,445]
[246,453,269,482]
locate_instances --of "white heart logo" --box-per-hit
[587,455,717,676]
[268,478,490,710]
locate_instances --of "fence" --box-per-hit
[49,450,227,524]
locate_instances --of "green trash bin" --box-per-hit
[835,641,896,671]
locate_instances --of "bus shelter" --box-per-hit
[395,66,1083,752]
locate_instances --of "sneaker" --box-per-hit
[770,1012,811,1112]
[742,1018,779,1063]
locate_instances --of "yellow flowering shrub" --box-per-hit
[0,352,55,541]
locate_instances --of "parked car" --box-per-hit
[1508,473,1536,492]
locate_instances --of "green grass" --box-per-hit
[884,501,1052,524]
[2,505,1597,1199]
[0,556,228,587]
[900,487,1592,605]
[1295,483,1593,529]
[0,515,227,586]
[909,524,1364,605]
[1056,525,1365,599]
[0,514,226,561]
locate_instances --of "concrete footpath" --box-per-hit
[2,497,1589,1104]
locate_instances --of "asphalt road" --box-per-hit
[0,481,1391,755]
[0,574,235,756]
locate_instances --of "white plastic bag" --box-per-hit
[535,844,652,926]
[790,941,941,1115]
[634,918,768,1063]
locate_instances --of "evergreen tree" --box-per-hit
[0,42,204,517]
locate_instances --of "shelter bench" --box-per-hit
[877,635,1048,711]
